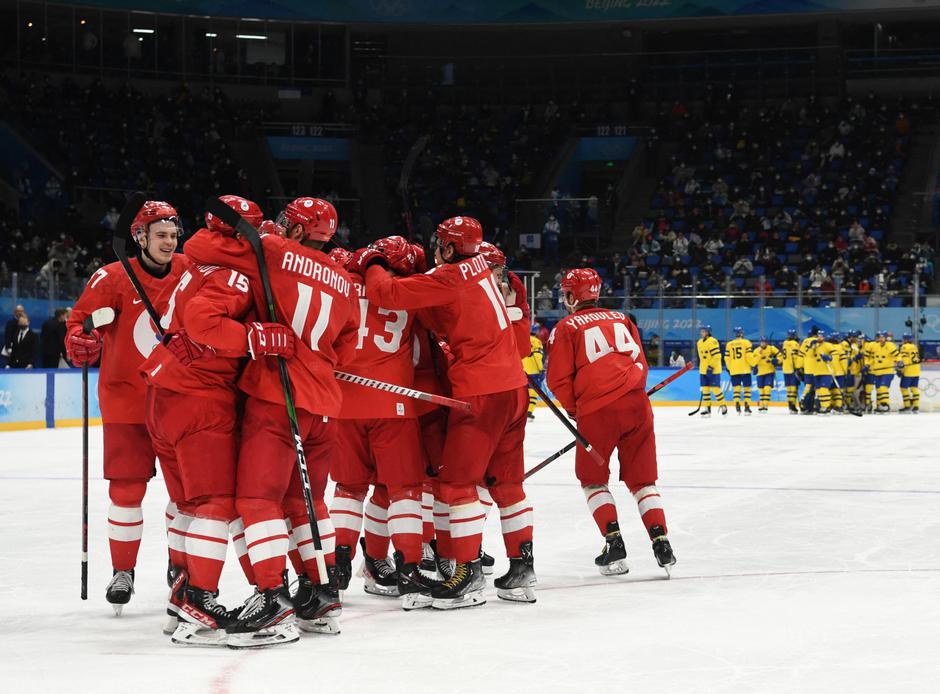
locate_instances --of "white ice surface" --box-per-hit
[1,409,939,694]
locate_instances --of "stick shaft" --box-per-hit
[526,373,606,465]
[334,371,470,411]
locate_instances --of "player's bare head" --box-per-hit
[479,241,506,281]
[560,268,601,313]
[132,200,180,267]
[434,216,482,265]
[279,197,337,248]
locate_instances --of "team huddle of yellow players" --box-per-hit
[695,325,922,415]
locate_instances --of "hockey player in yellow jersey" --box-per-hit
[816,332,848,414]
[799,327,822,414]
[751,337,782,412]
[860,334,877,412]
[869,331,899,413]
[781,329,802,414]
[696,325,727,417]
[842,331,863,410]
[897,333,921,414]
[724,326,754,415]
[523,329,545,420]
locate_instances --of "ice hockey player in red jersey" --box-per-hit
[546,268,677,577]
[66,200,189,614]
[141,195,294,645]
[329,236,439,609]
[353,215,535,609]
[185,196,359,644]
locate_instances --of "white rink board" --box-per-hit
[1,409,939,694]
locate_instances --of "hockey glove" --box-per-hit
[247,322,295,360]
[67,329,102,366]
[259,219,287,238]
[795,368,804,383]
[348,247,389,276]
[820,353,832,362]
[163,329,216,366]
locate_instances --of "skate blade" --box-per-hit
[298,617,340,635]
[496,586,536,603]
[481,565,494,576]
[110,604,125,617]
[163,616,179,636]
[226,623,300,649]
[171,621,228,648]
[364,581,400,597]
[598,560,630,576]
[431,590,486,610]
[401,592,434,611]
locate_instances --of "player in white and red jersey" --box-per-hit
[141,195,294,644]
[352,215,534,608]
[329,236,439,609]
[546,268,676,577]
[185,196,359,643]
[66,200,189,614]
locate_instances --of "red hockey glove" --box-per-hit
[259,219,286,238]
[67,329,102,366]
[163,329,216,366]
[247,322,295,360]
[347,247,389,276]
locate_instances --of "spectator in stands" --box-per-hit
[863,234,879,253]
[535,284,554,312]
[669,350,686,368]
[849,219,866,242]
[712,178,729,205]
[41,308,70,368]
[704,236,724,256]
[809,264,828,289]
[673,232,690,258]
[3,305,26,356]
[732,256,754,277]
[828,139,845,162]
[645,334,661,365]
[542,214,560,264]
[755,277,772,295]
[5,312,37,368]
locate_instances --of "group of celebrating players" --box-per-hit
[65,194,676,649]
[695,325,922,415]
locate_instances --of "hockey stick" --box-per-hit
[687,393,703,416]
[524,363,694,479]
[80,307,116,600]
[205,196,329,585]
[526,374,605,465]
[824,361,863,417]
[334,371,470,411]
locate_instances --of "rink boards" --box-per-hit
[3,365,938,431]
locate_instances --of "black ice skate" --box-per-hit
[420,543,437,572]
[395,551,439,610]
[430,559,487,610]
[912,406,920,414]
[494,541,537,603]
[700,407,711,418]
[743,402,752,416]
[430,538,455,579]
[105,569,134,616]
[788,403,799,415]
[333,544,352,592]
[294,573,341,635]
[227,582,299,649]
[898,406,911,414]
[480,547,495,576]
[719,404,728,416]
[164,567,187,635]
[359,537,399,597]
[172,585,238,647]
[595,521,629,576]
[735,402,741,415]
[649,525,676,578]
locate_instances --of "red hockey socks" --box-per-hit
[165,501,193,573]
[630,483,668,537]
[440,484,486,563]
[107,479,147,571]
[490,485,534,557]
[287,499,336,583]
[185,497,235,592]
[421,481,435,545]
[330,485,367,556]
[228,517,255,585]
[582,484,619,536]
[363,486,390,560]
[387,488,423,565]
[236,498,289,591]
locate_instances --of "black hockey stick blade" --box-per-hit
[688,394,703,416]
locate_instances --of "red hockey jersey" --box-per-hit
[338,270,417,419]
[141,231,256,403]
[546,307,648,417]
[67,255,190,423]
[185,231,359,417]
[364,256,526,398]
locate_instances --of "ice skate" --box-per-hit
[294,573,341,635]
[650,525,676,577]
[898,406,911,414]
[333,544,352,591]
[788,403,799,415]
[700,407,711,418]
[395,551,439,610]
[431,538,455,579]
[105,569,134,616]
[163,568,187,635]
[360,537,399,597]
[735,402,741,415]
[227,582,299,649]
[420,543,437,572]
[494,541,536,603]
[595,521,629,576]
[480,547,495,576]
[913,406,920,414]
[431,559,486,610]
[743,402,752,416]
[719,404,728,416]
[171,586,237,647]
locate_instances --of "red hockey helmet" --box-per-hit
[131,201,180,244]
[411,244,428,273]
[328,247,353,268]
[278,197,337,243]
[370,235,418,275]
[259,219,287,238]
[206,195,263,235]
[560,268,602,305]
[478,241,506,268]
[435,216,483,256]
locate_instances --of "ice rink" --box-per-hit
[2,408,939,694]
